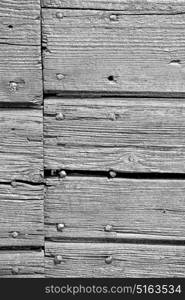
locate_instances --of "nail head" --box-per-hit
[56,73,65,80]
[56,112,64,120]
[12,266,19,275]
[54,255,63,264]
[9,81,17,92]
[56,12,64,19]
[105,256,113,264]
[104,224,113,232]
[11,231,18,238]
[57,223,65,231]
[11,181,17,188]
[59,170,67,178]
[109,14,118,21]
[109,170,117,178]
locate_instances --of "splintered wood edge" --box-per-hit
[41,0,185,14]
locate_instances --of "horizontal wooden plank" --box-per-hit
[43,9,185,94]
[0,0,40,46]
[0,45,42,105]
[0,182,43,247]
[45,242,185,277]
[41,0,185,14]
[0,109,43,183]
[44,97,185,173]
[0,250,44,277]
[45,177,185,241]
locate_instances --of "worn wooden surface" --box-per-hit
[45,177,185,241]
[0,182,43,247]
[0,109,43,183]
[0,0,42,105]
[0,1,44,278]
[42,0,185,13]
[0,0,41,45]
[0,250,44,277]
[44,97,185,173]
[43,8,185,94]
[1,0,185,278]
[45,242,185,277]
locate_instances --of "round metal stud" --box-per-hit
[109,14,118,21]
[59,170,67,178]
[12,266,19,275]
[105,256,113,264]
[56,112,64,120]
[11,231,18,238]
[104,224,113,232]
[109,170,117,178]
[57,223,65,232]
[54,255,63,264]
[56,12,64,19]
[56,73,65,80]
[9,81,17,92]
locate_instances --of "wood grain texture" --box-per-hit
[44,97,185,173]
[0,0,40,46]
[41,0,185,14]
[0,250,44,277]
[0,46,42,105]
[45,242,185,277]
[45,177,185,241]
[0,0,42,105]
[0,109,43,183]
[0,182,43,247]
[43,9,185,94]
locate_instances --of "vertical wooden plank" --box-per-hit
[0,1,44,277]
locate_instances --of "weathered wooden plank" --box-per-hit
[45,177,185,241]
[44,97,185,173]
[0,250,44,277]
[41,0,185,14]
[43,9,185,94]
[0,109,43,183]
[0,182,43,247]
[0,46,42,105]
[0,0,40,46]
[0,0,42,105]
[45,242,185,277]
